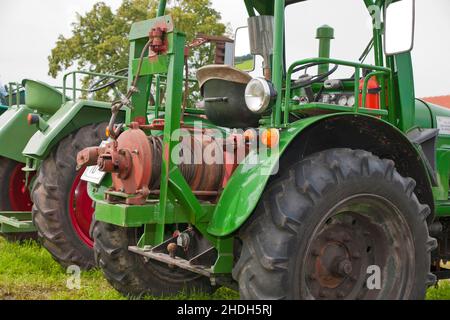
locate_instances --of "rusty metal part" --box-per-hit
[183,34,233,116]
[76,146,108,169]
[145,132,226,195]
[76,124,244,205]
[167,242,178,257]
[149,27,168,57]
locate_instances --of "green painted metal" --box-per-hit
[23,79,68,115]
[415,100,450,211]
[0,212,35,233]
[271,0,285,126]
[283,57,391,125]
[395,53,416,132]
[316,25,334,75]
[22,100,124,160]
[0,106,38,163]
[62,71,127,104]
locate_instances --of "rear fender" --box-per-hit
[23,100,124,160]
[208,113,434,237]
[207,114,330,236]
[0,106,38,163]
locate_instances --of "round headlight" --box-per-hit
[245,78,274,114]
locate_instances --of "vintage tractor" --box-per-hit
[0,72,128,266]
[0,32,232,269]
[78,0,450,299]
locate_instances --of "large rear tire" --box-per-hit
[233,149,437,300]
[93,220,214,298]
[32,123,107,270]
[0,157,37,242]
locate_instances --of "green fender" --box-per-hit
[207,112,432,237]
[0,106,38,163]
[207,114,333,237]
[23,100,123,160]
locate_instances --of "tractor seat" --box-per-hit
[22,79,70,115]
[196,65,252,93]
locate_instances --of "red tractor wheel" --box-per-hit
[0,157,37,242]
[69,169,95,248]
[32,123,107,270]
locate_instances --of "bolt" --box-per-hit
[132,149,139,155]
[167,242,178,269]
[337,260,353,276]
[167,243,178,258]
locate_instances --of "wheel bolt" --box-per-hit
[337,260,353,276]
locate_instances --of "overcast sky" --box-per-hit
[0,0,449,97]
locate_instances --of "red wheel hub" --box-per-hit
[69,169,94,248]
[8,163,34,211]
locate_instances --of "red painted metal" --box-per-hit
[76,125,248,205]
[8,163,34,211]
[69,168,94,248]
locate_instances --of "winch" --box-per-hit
[77,122,243,205]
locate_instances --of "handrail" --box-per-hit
[284,57,391,125]
[7,82,23,108]
[62,70,128,103]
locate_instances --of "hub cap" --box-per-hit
[303,195,415,300]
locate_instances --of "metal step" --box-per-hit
[128,245,213,277]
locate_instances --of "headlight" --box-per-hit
[245,78,275,114]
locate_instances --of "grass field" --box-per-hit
[0,237,448,300]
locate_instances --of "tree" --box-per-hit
[48,0,228,99]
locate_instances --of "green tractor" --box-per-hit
[77,0,450,299]
[0,32,232,268]
[0,72,127,267]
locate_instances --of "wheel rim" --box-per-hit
[302,194,415,300]
[69,169,94,248]
[8,163,33,211]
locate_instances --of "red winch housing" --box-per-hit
[77,122,244,205]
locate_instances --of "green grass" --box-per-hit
[0,238,238,300]
[1,237,449,300]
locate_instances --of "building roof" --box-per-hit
[422,95,450,109]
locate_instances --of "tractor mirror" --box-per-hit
[234,27,255,72]
[384,0,415,55]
